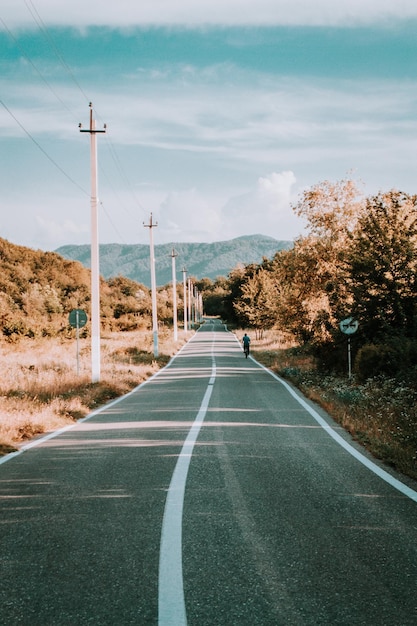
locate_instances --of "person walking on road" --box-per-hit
[242,333,251,358]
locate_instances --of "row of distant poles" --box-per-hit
[79,103,202,383]
[145,213,203,357]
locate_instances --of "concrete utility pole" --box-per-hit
[199,291,204,321]
[79,103,106,383]
[171,248,178,342]
[194,286,199,324]
[182,267,188,333]
[188,278,192,328]
[144,213,158,357]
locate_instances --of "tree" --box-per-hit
[272,178,365,344]
[347,190,417,341]
[233,268,279,335]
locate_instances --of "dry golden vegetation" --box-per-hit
[0,328,190,456]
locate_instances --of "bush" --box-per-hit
[354,343,401,382]
[312,340,349,373]
[2,320,34,340]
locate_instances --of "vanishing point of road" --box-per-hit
[1,320,416,625]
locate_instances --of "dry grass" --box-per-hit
[0,328,190,455]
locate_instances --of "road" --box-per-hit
[1,320,417,625]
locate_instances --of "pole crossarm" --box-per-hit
[143,213,158,230]
[79,102,107,134]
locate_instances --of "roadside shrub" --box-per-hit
[2,320,34,340]
[312,340,349,373]
[354,343,401,382]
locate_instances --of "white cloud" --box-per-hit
[34,215,89,249]
[156,188,223,243]
[3,0,417,28]
[2,19,417,251]
[220,171,302,240]
[142,172,303,245]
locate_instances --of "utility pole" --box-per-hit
[144,213,158,357]
[199,291,204,321]
[188,278,193,328]
[79,102,106,383]
[194,286,199,324]
[182,267,188,333]
[171,248,178,342]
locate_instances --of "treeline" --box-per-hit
[0,238,181,340]
[4,177,417,384]
[198,179,417,383]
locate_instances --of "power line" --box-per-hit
[23,0,151,224]
[0,16,79,123]
[100,201,127,243]
[103,135,148,215]
[5,2,152,244]
[24,0,90,103]
[24,1,151,219]
[0,99,88,196]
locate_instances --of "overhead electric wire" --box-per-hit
[0,99,89,196]
[0,16,79,123]
[25,0,151,229]
[99,201,126,243]
[6,0,151,244]
[103,135,148,215]
[24,0,90,103]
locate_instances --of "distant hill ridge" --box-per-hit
[56,235,292,287]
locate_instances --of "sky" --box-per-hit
[1,1,417,251]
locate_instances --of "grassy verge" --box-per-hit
[251,333,417,481]
[0,329,190,455]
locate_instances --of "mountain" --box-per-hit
[56,235,292,287]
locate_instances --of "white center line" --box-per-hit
[158,342,216,626]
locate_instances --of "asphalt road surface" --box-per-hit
[1,320,417,625]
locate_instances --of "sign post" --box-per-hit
[69,309,88,375]
[339,317,359,379]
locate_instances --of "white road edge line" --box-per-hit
[252,354,417,504]
[158,341,216,626]
[0,336,194,467]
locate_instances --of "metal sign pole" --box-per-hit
[339,317,359,379]
[348,337,352,379]
[69,309,88,376]
[76,310,80,377]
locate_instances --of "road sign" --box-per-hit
[69,309,88,376]
[339,317,358,379]
[339,317,358,335]
[69,309,88,329]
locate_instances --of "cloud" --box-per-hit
[2,17,417,252]
[34,215,89,249]
[156,188,223,243]
[3,0,417,28]
[143,171,304,243]
[152,172,303,245]
[220,171,303,240]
